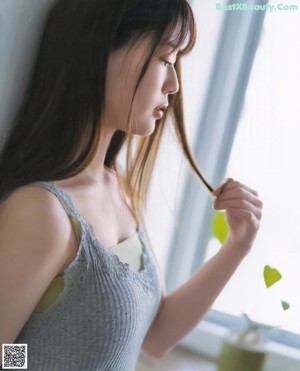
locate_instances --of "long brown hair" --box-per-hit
[0,0,213,226]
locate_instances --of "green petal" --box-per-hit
[281,301,290,311]
[212,212,229,244]
[263,265,282,288]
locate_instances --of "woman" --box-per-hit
[0,0,263,370]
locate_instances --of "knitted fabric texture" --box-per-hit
[11,181,162,371]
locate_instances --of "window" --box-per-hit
[206,3,300,337]
[161,0,300,365]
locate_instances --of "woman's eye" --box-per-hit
[162,59,172,67]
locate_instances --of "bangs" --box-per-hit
[161,1,196,57]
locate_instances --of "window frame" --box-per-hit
[165,0,300,364]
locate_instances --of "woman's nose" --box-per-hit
[163,67,179,95]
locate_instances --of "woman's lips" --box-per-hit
[153,104,168,119]
[153,107,164,119]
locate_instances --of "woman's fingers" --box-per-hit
[213,178,234,197]
[214,188,263,209]
[213,179,263,221]
[213,180,259,198]
[214,198,262,220]
[212,178,263,252]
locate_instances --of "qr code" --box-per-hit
[1,344,27,369]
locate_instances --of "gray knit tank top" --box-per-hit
[13,181,162,371]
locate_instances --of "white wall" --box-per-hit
[0,0,54,141]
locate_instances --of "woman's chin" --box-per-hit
[130,120,157,137]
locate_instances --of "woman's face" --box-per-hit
[104,28,180,136]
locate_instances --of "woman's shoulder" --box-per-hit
[1,183,65,211]
[1,184,56,212]
[0,184,75,239]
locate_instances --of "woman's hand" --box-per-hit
[143,177,262,356]
[212,178,263,254]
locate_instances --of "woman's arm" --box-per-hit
[142,179,263,358]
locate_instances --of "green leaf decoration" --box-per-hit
[263,265,282,288]
[281,301,290,311]
[212,212,229,244]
